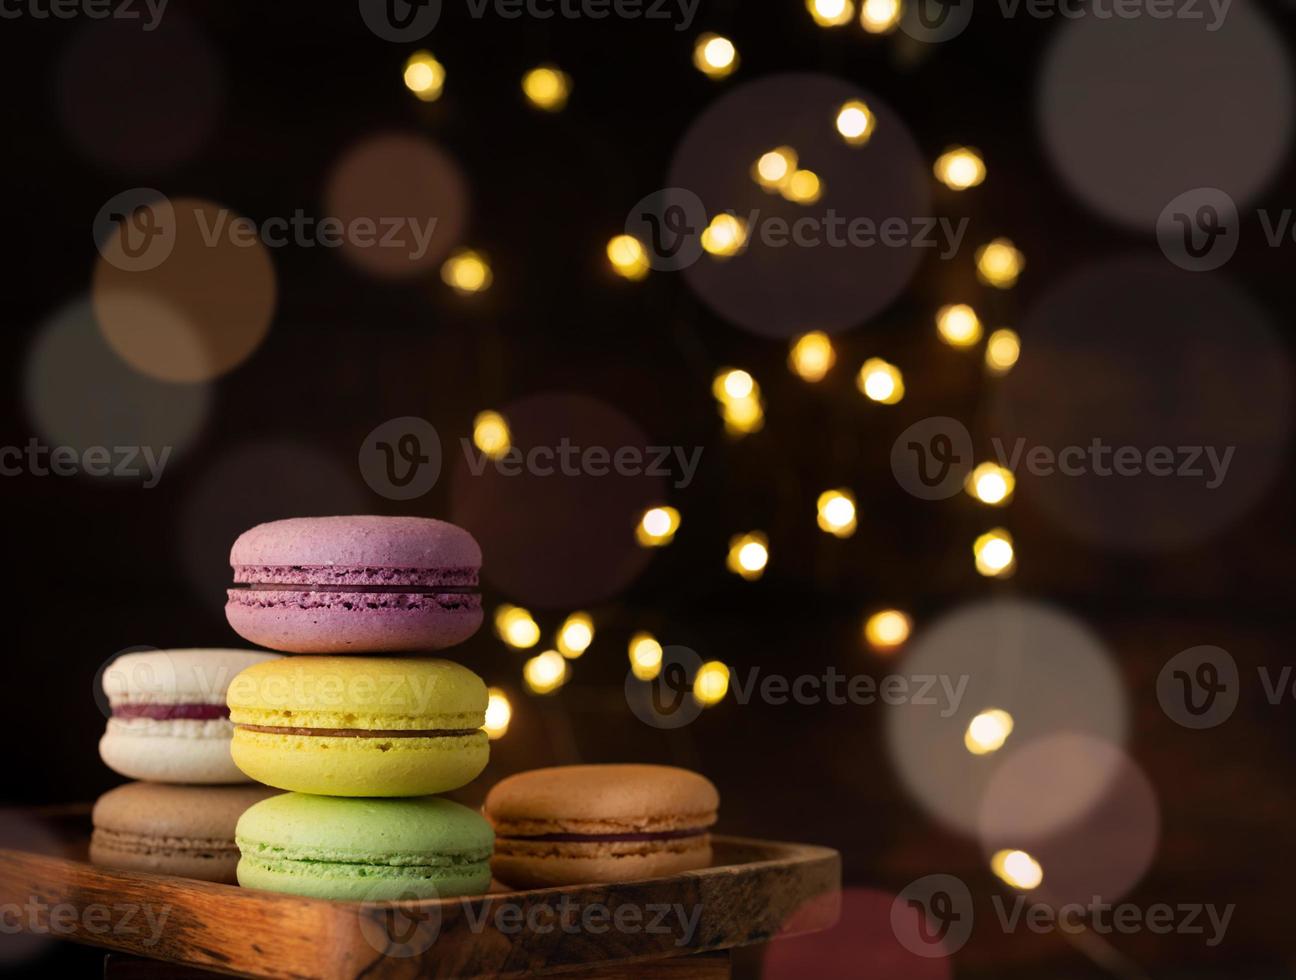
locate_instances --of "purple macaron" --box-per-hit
[225,516,482,654]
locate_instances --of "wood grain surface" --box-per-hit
[0,835,839,980]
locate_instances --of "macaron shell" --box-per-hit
[99,723,248,784]
[91,836,243,884]
[230,516,482,571]
[230,729,489,797]
[484,765,720,834]
[103,649,281,705]
[491,837,712,890]
[227,656,488,725]
[236,856,489,901]
[225,595,482,654]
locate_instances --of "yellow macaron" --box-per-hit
[227,657,488,797]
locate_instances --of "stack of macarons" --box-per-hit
[222,516,495,899]
[94,648,283,883]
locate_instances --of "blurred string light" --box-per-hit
[752,146,798,193]
[964,708,1014,755]
[523,650,568,694]
[936,303,982,347]
[712,368,765,436]
[628,632,664,680]
[403,50,445,102]
[472,410,511,460]
[483,688,512,739]
[933,146,986,190]
[973,528,1016,578]
[991,849,1044,890]
[607,234,650,281]
[807,0,855,27]
[976,238,1025,288]
[441,248,492,294]
[835,99,876,146]
[521,65,571,111]
[782,169,823,205]
[636,506,681,547]
[966,462,1015,506]
[556,612,594,658]
[864,609,912,652]
[494,604,541,649]
[727,532,769,580]
[985,328,1021,375]
[788,331,836,381]
[693,661,731,705]
[701,213,749,258]
[857,358,905,404]
[860,0,902,31]
[817,489,858,538]
[693,33,739,78]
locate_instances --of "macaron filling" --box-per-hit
[113,703,230,721]
[237,841,492,879]
[236,724,481,738]
[499,828,709,843]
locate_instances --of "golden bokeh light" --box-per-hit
[472,410,511,460]
[607,234,650,281]
[936,303,983,347]
[788,331,836,382]
[629,632,664,681]
[403,50,445,102]
[694,660,731,705]
[864,609,912,652]
[817,489,858,538]
[966,462,1015,506]
[835,99,876,146]
[782,169,824,205]
[701,213,749,258]
[807,0,855,27]
[860,0,903,31]
[976,238,1025,289]
[441,248,492,294]
[693,33,739,78]
[964,708,1015,755]
[636,506,681,547]
[973,528,1016,578]
[857,357,905,404]
[483,688,512,739]
[934,146,986,190]
[727,532,769,580]
[523,650,568,695]
[521,65,572,111]
[556,612,594,659]
[713,368,755,401]
[752,146,798,192]
[985,328,1021,375]
[991,848,1044,890]
[722,395,765,436]
[494,604,541,649]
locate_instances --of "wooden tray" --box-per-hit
[0,811,840,980]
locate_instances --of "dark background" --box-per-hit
[2,1,1295,977]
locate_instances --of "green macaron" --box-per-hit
[235,792,493,901]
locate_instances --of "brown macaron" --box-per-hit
[91,782,279,883]
[484,764,719,889]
